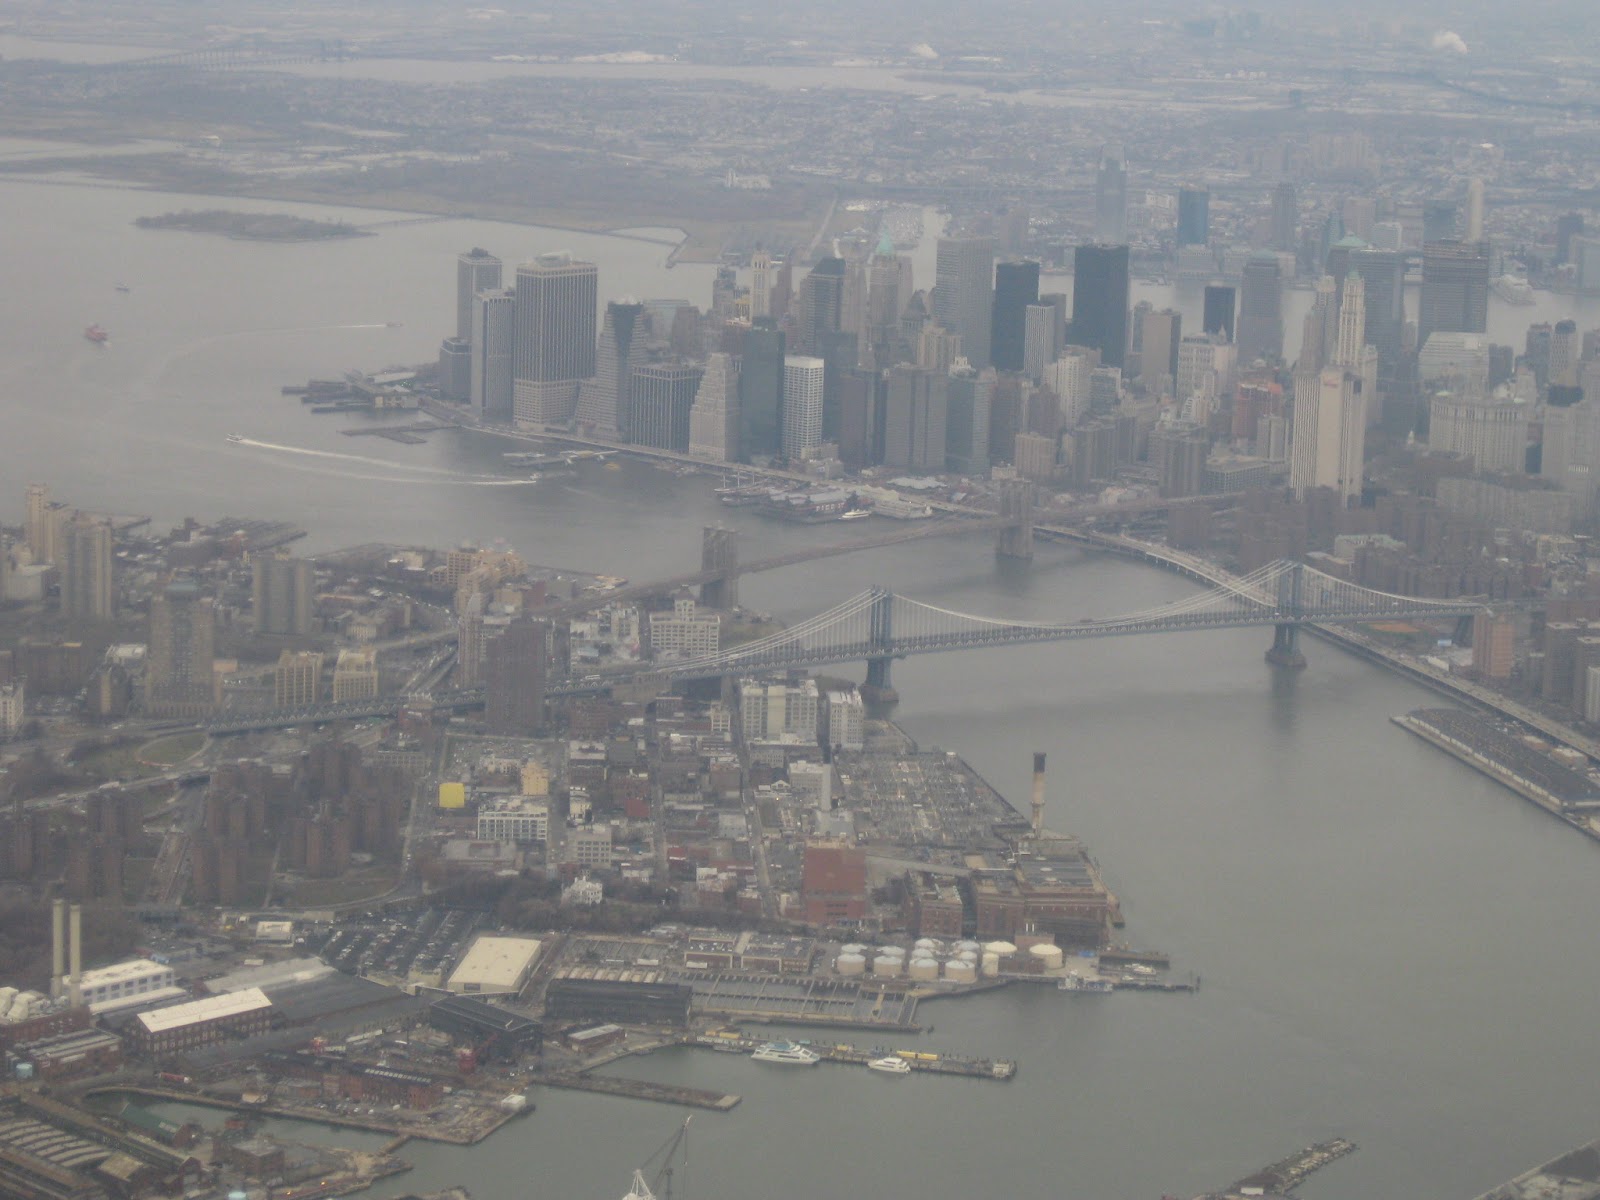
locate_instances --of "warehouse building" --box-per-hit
[426,994,544,1061]
[544,978,693,1026]
[446,935,542,996]
[130,988,273,1054]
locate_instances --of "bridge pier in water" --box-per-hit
[1265,623,1306,669]
[700,526,738,611]
[860,587,900,704]
[996,479,1035,561]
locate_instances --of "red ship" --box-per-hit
[84,324,109,343]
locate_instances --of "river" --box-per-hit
[6,175,1600,1200]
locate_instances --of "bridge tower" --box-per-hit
[699,526,739,611]
[1266,560,1308,669]
[997,479,1035,560]
[861,588,899,704]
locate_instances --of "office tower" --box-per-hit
[457,248,502,341]
[1203,285,1236,341]
[688,353,740,460]
[989,260,1040,373]
[252,554,314,636]
[1044,351,1093,426]
[1423,201,1458,244]
[1094,143,1128,243]
[1370,220,1405,252]
[1289,367,1366,503]
[945,362,993,473]
[274,650,322,708]
[1236,254,1284,364]
[1176,335,1236,422]
[513,253,598,426]
[988,375,1023,464]
[836,368,881,468]
[331,647,379,702]
[817,329,858,444]
[738,317,785,461]
[1334,273,1366,370]
[917,325,963,375]
[795,257,845,355]
[1149,423,1208,498]
[883,364,949,471]
[1270,182,1298,252]
[576,300,647,438]
[1341,196,1376,244]
[631,361,703,451]
[1299,275,1337,374]
[750,250,772,319]
[1574,237,1600,295]
[146,578,215,717]
[1542,396,1600,510]
[1465,179,1485,242]
[1070,243,1130,370]
[1428,391,1528,474]
[861,236,911,369]
[1550,320,1581,387]
[25,483,64,565]
[933,236,995,368]
[1177,186,1210,247]
[438,337,471,402]
[1022,304,1059,381]
[1419,240,1490,348]
[485,619,547,736]
[470,288,515,422]
[60,514,112,621]
[1135,308,1181,390]
[770,259,794,323]
[781,356,825,460]
[1556,214,1586,265]
[1350,249,1405,377]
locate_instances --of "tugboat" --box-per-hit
[84,324,109,344]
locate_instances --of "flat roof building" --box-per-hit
[446,935,543,996]
[132,987,273,1054]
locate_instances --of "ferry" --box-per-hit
[867,1055,912,1074]
[225,433,245,444]
[750,1041,820,1065]
[84,324,109,344]
[838,508,871,521]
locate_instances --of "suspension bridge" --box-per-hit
[207,559,1486,732]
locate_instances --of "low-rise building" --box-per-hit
[477,798,549,843]
[446,935,543,996]
[131,988,273,1054]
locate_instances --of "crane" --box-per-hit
[623,1118,691,1200]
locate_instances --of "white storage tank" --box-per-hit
[872,954,904,977]
[955,940,982,954]
[956,950,979,965]
[1029,944,1065,970]
[944,959,977,984]
[982,941,1017,957]
[835,953,867,977]
[841,943,868,957]
[0,986,17,1021]
[908,956,940,982]
[980,952,1001,977]
[913,938,944,954]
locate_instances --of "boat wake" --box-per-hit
[228,437,537,485]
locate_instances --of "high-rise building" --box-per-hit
[576,300,648,439]
[1289,367,1366,503]
[485,620,547,736]
[61,514,113,621]
[1419,239,1490,348]
[1542,395,1600,510]
[252,555,314,636]
[688,353,741,461]
[331,647,380,702]
[933,236,995,368]
[630,361,703,451]
[1094,143,1128,243]
[457,248,502,342]
[470,288,515,422]
[1149,422,1208,498]
[945,362,993,473]
[1022,304,1059,381]
[24,483,65,566]
[274,649,323,708]
[883,364,949,472]
[1134,308,1181,390]
[1465,178,1485,242]
[1423,201,1459,244]
[837,368,882,468]
[513,253,598,426]
[750,250,773,319]
[1574,236,1600,295]
[1236,254,1284,364]
[989,260,1040,373]
[1556,214,1586,266]
[861,236,911,369]
[1177,186,1210,247]
[795,257,845,355]
[1269,183,1298,252]
[146,578,215,717]
[781,356,825,460]
[1203,285,1236,341]
[438,337,472,402]
[1427,391,1528,474]
[1069,244,1130,370]
[1350,249,1405,379]
[1334,272,1366,370]
[738,318,786,462]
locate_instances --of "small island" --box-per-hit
[134,209,371,242]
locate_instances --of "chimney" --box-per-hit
[69,903,83,1008]
[50,899,65,999]
[1031,752,1047,837]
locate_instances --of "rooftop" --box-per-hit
[137,987,271,1033]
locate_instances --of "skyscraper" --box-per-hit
[631,361,703,451]
[24,483,62,565]
[1203,285,1236,342]
[1236,254,1284,364]
[61,514,112,621]
[750,251,772,319]
[1419,239,1490,348]
[1269,182,1298,252]
[1022,304,1059,382]
[513,253,598,426]
[456,248,502,342]
[738,318,785,462]
[781,357,825,461]
[147,578,215,717]
[1177,186,1210,247]
[1070,243,1130,370]
[1094,143,1128,243]
[933,236,995,369]
[945,362,994,473]
[883,364,949,472]
[989,260,1040,373]
[1423,201,1459,244]
[1334,272,1366,371]
[470,288,515,422]
[688,353,741,461]
[576,300,647,439]
[1466,178,1485,242]
[1351,248,1405,380]
[1134,307,1181,391]
[795,257,845,355]
[252,555,314,636]
[485,619,547,737]
[1289,367,1366,504]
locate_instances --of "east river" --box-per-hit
[6,171,1600,1199]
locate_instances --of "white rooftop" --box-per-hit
[447,935,543,992]
[136,987,271,1033]
[81,959,171,986]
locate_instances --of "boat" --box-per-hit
[867,1055,911,1074]
[1490,273,1536,305]
[385,321,404,327]
[526,473,541,482]
[838,508,870,521]
[84,324,109,343]
[225,433,245,443]
[114,283,130,293]
[750,1041,820,1065]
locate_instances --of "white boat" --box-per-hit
[526,473,541,482]
[750,1041,820,1065]
[225,433,244,443]
[838,509,870,521]
[867,1055,911,1074]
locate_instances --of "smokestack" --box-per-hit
[1031,752,1047,837]
[69,903,83,1008]
[50,899,65,999]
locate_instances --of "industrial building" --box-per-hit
[446,935,543,996]
[73,960,175,1010]
[426,994,544,1060]
[130,988,273,1054]
[544,978,694,1026]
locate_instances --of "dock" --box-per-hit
[529,1071,740,1111]
[692,1034,1016,1080]
[1213,1138,1356,1196]
[340,422,454,444]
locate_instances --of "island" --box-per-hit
[133,209,370,242]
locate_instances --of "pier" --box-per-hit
[692,1033,1016,1080]
[1212,1138,1356,1196]
[528,1071,741,1111]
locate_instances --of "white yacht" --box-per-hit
[867,1055,911,1074]
[750,1041,820,1065]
